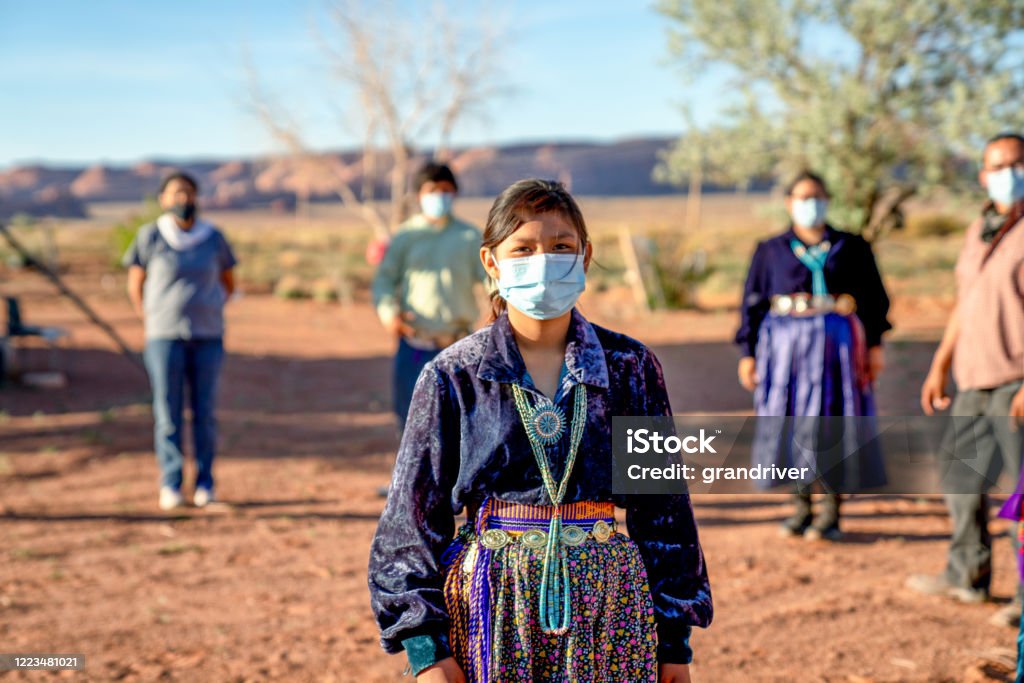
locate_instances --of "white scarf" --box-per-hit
[156,212,215,251]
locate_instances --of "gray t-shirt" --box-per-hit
[122,222,238,340]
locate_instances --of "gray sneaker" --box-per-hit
[804,524,842,542]
[905,573,989,604]
[989,601,1023,628]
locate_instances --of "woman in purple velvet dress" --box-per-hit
[735,171,891,541]
[369,180,712,683]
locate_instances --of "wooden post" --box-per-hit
[619,228,667,312]
[619,227,650,312]
[684,154,703,233]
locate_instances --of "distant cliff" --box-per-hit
[0,137,745,219]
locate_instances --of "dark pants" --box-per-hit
[393,337,441,434]
[144,338,224,492]
[942,381,1024,595]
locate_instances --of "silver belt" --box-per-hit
[476,520,617,550]
[770,293,857,317]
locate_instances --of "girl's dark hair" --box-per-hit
[159,171,199,194]
[482,179,589,321]
[784,170,829,198]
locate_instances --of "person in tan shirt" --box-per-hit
[907,133,1024,627]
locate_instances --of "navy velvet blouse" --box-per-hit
[368,309,713,666]
[735,226,892,357]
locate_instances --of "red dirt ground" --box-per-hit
[0,266,1019,682]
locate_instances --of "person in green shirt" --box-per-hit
[372,162,489,432]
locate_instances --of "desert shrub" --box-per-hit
[310,277,339,303]
[274,274,309,299]
[631,231,714,310]
[903,213,965,238]
[109,199,162,266]
[654,248,714,309]
[9,213,37,227]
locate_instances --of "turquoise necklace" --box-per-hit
[790,237,831,298]
[511,382,588,635]
[520,397,567,445]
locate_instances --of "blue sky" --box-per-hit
[0,1,733,167]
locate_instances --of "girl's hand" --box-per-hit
[416,657,466,683]
[867,346,885,384]
[660,662,692,683]
[738,356,758,392]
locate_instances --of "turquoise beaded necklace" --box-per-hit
[790,237,831,298]
[511,381,588,635]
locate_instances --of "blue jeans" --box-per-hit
[393,338,441,434]
[144,338,224,491]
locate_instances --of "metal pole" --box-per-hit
[0,222,147,376]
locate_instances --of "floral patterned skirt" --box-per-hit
[442,499,658,683]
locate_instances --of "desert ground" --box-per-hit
[0,196,1018,682]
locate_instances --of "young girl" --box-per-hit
[735,171,891,540]
[369,179,713,682]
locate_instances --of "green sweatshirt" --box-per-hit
[371,213,489,336]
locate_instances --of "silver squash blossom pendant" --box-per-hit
[524,401,566,445]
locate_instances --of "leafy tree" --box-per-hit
[655,0,1024,238]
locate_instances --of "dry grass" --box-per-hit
[0,193,970,309]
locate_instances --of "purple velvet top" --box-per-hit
[368,309,713,665]
[735,226,892,356]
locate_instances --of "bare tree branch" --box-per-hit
[246,0,508,236]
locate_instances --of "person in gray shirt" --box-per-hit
[123,172,237,510]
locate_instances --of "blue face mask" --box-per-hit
[985,166,1024,207]
[790,198,828,228]
[420,192,454,219]
[496,253,586,320]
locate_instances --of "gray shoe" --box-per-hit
[804,524,842,542]
[779,511,813,537]
[905,573,989,604]
[779,491,814,537]
[989,601,1023,628]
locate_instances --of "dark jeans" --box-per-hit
[942,381,1024,594]
[393,337,441,434]
[144,338,224,491]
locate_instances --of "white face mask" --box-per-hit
[985,166,1024,206]
[496,253,586,320]
[420,192,454,219]
[789,198,828,228]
